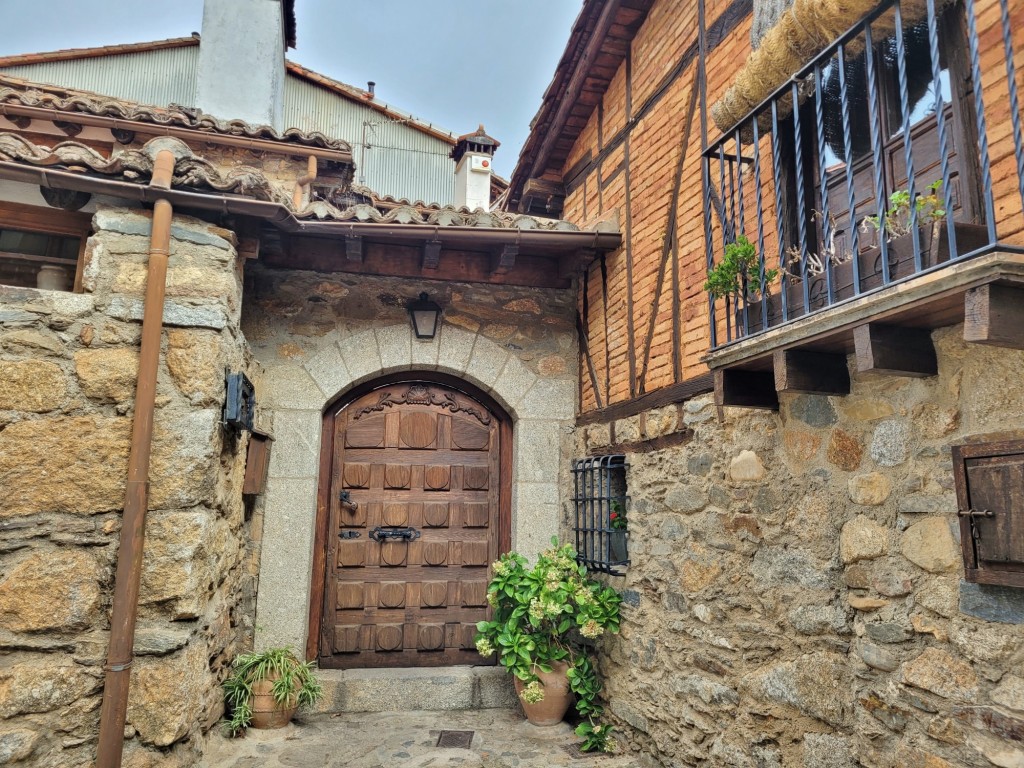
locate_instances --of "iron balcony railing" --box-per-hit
[702,0,1024,348]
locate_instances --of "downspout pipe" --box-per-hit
[95,147,176,768]
[292,155,317,209]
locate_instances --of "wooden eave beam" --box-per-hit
[559,248,597,280]
[853,323,938,377]
[964,283,1024,349]
[491,243,518,275]
[774,349,851,395]
[714,369,779,410]
[421,239,442,270]
[525,0,624,188]
[344,234,363,263]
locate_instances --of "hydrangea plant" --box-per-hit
[474,540,622,752]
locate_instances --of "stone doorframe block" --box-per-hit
[254,323,575,653]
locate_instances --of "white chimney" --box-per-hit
[451,125,499,211]
[195,0,288,130]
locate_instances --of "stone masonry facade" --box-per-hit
[0,205,258,767]
[576,326,1024,767]
[242,267,580,653]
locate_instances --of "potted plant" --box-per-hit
[608,501,628,564]
[475,541,622,752]
[703,235,779,335]
[861,180,987,288]
[222,647,324,734]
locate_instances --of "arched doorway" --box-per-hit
[306,372,512,669]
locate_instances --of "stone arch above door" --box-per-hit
[253,323,575,654]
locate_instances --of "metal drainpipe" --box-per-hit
[95,148,176,768]
[292,155,318,209]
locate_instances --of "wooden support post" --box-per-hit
[344,234,363,263]
[964,283,1024,349]
[491,243,518,275]
[714,369,779,410]
[773,349,850,395]
[238,237,260,260]
[422,240,442,270]
[853,322,937,377]
[559,248,597,280]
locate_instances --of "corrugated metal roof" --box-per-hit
[0,46,457,205]
[286,77,454,204]
[0,46,199,108]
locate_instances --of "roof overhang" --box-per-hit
[0,160,619,289]
[504,0,655,215]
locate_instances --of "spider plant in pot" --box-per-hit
[222,647,323,734]
[474,540,622,753]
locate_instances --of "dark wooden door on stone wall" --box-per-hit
[313,378,509,669]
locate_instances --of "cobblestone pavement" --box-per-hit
[201,709,643,768]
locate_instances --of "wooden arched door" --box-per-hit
[308,374,511,669]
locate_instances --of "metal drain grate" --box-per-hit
[436,730,475,749]
[562,743,608,760]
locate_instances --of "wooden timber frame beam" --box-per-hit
[561,0,752,197]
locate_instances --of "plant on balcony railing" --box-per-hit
[785,210,854,281]
[703,235,778,302]
[705,235,779,336]
[863,180,946,240]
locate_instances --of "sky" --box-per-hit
[0,0,583,178]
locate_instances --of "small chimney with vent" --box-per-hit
[451,125,499,211]
[195,0,292,129]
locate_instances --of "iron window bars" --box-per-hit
[701,0,1024,348]
[572,455,629,575]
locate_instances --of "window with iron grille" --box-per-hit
[572,455,629,575]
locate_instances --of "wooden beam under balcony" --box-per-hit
[853,323,938,377]
[714,369,779,410]
[774,349,851,394]
[964,283,1024,349]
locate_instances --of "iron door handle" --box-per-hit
[340,491,358,513]
[370,526,421,543]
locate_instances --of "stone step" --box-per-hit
[313,665,518,713]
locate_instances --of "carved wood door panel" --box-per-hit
[319,381,501,669]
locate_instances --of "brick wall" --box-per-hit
[564,0,1024,414]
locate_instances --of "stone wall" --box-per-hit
[241,266,580,652]
[576,326,1024,767]
[0,204,258,767]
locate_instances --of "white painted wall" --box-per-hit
[196,0,286,129]
[454,153,493,211]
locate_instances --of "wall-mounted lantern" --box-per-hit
[223,370,256,433]
[408,292,442,340]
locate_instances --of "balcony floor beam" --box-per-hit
[714,369,779,410]
[964,283,1024,349]
[853,322,938,377]
[774,349,851,394]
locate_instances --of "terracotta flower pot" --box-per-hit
[249,678,298,729]
[514,661,574,726]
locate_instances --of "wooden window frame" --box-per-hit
[782,8,983,256]
[0,201,92,293]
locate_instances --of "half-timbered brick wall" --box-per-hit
[564,0,1024,414]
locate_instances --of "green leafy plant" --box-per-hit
[609,500,627,531]
[222,647,323,735]
[475,540,622,753]
[864,179,946,239]
[703,235,778,301]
